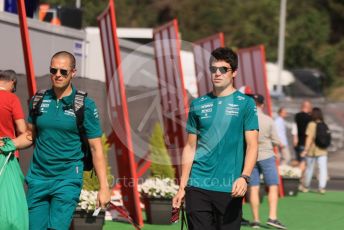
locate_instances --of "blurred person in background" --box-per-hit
[274,107,291,165]
[300,107,329,194]
[294,100,312,189]
[248,94,286,229]
[290,122,299,166]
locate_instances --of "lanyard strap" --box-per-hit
[181,204,188,230]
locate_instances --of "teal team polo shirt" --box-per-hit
[186,91,258,193]
[27,87,102,179]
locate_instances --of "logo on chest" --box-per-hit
[225,103,240,116]
[39,100,51,113]
[64,109,76,117]
[200,103,213,119]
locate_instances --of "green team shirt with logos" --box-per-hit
[186,91,259,193]
[27,87,102,179]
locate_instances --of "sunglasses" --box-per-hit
[49,67,70,76]
[209,66,232,74]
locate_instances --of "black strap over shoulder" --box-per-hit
[74,90,87,134]
[74,90,87,114]
[74,90,93,171]
[30,89,48,120]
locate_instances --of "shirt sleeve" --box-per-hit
[271,121,281,146]
[83,98,102,139]
[11,94,25,120]
[274,118,282,134]
[186,100,198,134]
[244,98,259,131]
[306,122,316,140]
[274,117,287,146]
[291,122,298,136]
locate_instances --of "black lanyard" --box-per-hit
[181,204,188,230]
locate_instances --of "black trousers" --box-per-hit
[185,186,242,230]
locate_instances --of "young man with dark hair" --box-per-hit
[0,51,110,229]
[173,47,259,230]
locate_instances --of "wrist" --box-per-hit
[178,186,186,192]
[99,182,109,190]
[240,174,251,183]
[12,139,18,148]
[178,180,187,190]
[0,137,17,154]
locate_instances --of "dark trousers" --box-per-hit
[185,186,242,230]
[295,145,306,162]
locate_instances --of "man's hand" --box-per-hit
[293,139,298,147]
[97,187,111,209]
[231,177,247,197]
[172,188,185,208]
[0,137,16,155]
[300,150,308,157]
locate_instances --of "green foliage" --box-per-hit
[334,40,344,81]
[82,134,113,191]
[149,123,175,179]
[41,0,344,88]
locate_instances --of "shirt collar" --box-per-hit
[48,85,76,105]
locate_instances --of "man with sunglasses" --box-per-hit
[0,70,26,158]
[0,51,110,230]
[173,47,259,230]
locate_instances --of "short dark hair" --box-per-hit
[0,69,17,82]
[311,107,324,122]
[51,51,76,69]
[253,94,264,105]
[278,107,285,115]
[0,70,17,92]
[209,47,238,71]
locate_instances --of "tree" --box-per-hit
[285,1,336,84]
[149,123,175,179]
[82,134,113,191]
[40,0,344,88]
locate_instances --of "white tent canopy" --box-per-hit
[266,62,295,93]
